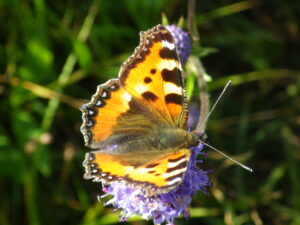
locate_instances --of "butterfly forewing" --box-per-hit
[80,79,171,148]
[119,25,188,128]
[80,80,130,148]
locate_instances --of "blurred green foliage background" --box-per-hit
[0,0,299,225]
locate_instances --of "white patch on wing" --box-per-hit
[121,91,132,102]
[167,157,187,168]
[157,60,178,71]
[167,177,182,185]
[162,40,175,50]
[134,83,148,94]
[162,168,186,178]
[164,82,182,95]
[135,168,153,174]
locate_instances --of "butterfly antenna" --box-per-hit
[198,80,232,132]
[199,140,253,172]
[197,80,252,172]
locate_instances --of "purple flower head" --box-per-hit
[98,143,211,225]
[166,25,191,65]
[187,102,200,130]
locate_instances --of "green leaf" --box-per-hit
[185,73,196,100]
[161,12,169,25]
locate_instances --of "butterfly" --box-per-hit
[80,25,204,196]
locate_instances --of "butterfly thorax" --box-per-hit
[150,127,199,150]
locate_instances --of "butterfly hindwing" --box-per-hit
[127,149,191,193]
[83,149,191,195]
[119,25,188,128]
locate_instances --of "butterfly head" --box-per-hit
[188,130,207,148]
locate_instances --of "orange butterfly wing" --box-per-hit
[119,25,188,128]
[80,79,170,148]
[81,25,188,148]
[80,79,132,148]
[83,149,191,195]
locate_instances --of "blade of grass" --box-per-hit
[41,0,102,131]
[208,69,300,91]
[0,76,83,108]
[281,127,300,216]
[24,165,39,225]
[197,0,261,24]
[188,0,210,133]
[189,207,221,217]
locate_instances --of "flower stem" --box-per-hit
[188,0,210,133]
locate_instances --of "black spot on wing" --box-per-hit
[160,31,174,43]
[161,68,182,86]
[165,93,182,105]
[146,163,159,168]
[150,69,156,74]
[142,91,158,101]
[168,154,186,163]
[144,77,152,84]
[152,29,174,43]
[120,46,151,85]
[119,25,175,89]
[159,47,178,61]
